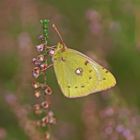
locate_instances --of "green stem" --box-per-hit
[40,19,49,45]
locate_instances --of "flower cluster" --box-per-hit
[83,96,140,140]
[32,44,56,117]
[32,28,56,139]
[100,106,138,140]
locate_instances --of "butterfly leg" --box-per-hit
[46,45,56,49]
[41,64,53,84]
[47,64,53,69]
[45,45,56,50]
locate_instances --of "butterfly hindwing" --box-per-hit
[53,44,116,98]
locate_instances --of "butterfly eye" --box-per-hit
[58,44,64,50]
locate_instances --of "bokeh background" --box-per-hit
[0,0,140,140]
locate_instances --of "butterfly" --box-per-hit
[51,24,116,98]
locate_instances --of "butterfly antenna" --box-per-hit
[52,24,66,47]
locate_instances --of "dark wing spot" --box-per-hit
[102,67,109,73]
[81,85,85,88]
[85,60,89,65]
[103,77,106,80]
[89,70,92,73]
[89,76,92,80]
[75,86,78,88]
[105,70,109,73]
[67,86,70,88]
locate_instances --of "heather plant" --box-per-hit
[32,19,56,140]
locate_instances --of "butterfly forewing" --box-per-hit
[53,44,116,98]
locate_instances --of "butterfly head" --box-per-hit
[51,42,67,61]
[54,42,66,54]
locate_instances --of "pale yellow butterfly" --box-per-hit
[51,24,116,98]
